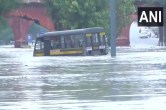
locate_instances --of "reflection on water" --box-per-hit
[0,47,166,110]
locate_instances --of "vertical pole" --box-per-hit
[110,0,116,57]
[159,27,163,46]
[20,18,22,47]
[164,4,166,46]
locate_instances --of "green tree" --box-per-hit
[45,0,135,36]
[116,0,135,35]
[46,0,109,30]
[134,0,166,6]
[144,0,166,4]
[0,0,19,30]
[0,25,14,44]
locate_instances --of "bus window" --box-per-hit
[86,33,92,47]
[70,35,75,48]
[50,36,60,49]
[100,32,106,45]
[92,33,99,46]
[66,36,72,48]
[86,36,92,47]
[75,35,83,48]
[35,40,44,50]
[79,39,83,47]
[100,35,106,45]
[61,36,65,49]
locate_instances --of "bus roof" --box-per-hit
[37,27,105,39]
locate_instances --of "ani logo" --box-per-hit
[138,7,163,26]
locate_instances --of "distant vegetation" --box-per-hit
[0,25,14,45]
[45,0,135,36]
[0,0,19,30]
[143,0,166,4]
[1,0,165,44]
[0,23,46,45]
[0,0,19,44]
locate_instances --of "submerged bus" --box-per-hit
[33,27,108,56]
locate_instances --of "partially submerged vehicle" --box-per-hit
[33,27,108,56]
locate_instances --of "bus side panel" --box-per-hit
[33,50,45,56]
[50,48,83,56]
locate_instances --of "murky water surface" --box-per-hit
[0,46,166,110]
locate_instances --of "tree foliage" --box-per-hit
[144,0,166,4]
[0,0,136,39]
[0,26,14,44]
[0,0,19,30]
[45,0,109,30]
[134,0,166,6]
[117,0,135,34]
[45,0,135,36]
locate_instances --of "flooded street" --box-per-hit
[0,46,166,110]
